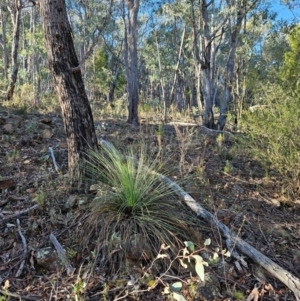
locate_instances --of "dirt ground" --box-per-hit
[1,107,300,301]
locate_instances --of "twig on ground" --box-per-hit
[1,204,38,223]
[49,147,59,171]
[16,219,27,277]
[49,232,74,275]
[0,289,41,301]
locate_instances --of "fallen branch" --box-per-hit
[0,289,40,301]
[16,219,27,277]
[49,147,59,171]
[158,173,300,301]
[1,204,38,223]
[49,233,74,275]
[98,138,300,301]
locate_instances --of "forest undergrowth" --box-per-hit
[0,103,300,301]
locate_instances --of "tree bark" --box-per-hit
[0,6,9,80]
[217,0,244,130]
[124,0,140,126]
[6,0,22,101]
[39,0,98,185]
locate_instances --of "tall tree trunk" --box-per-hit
[0,6,9,80]
[190,1,203,118]
[169,25,186,105]
[6,0,22,101]
[200,0,214,128]
[217,0,258,129]
[155,35,167,122]
[217,0,244,130]
[39,0,98,185]
[124,0,140,125]
[108,68,120,103]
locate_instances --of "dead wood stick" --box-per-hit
[158,174,300,301]
[16,219,27,277]
[49,147,59,171]
[1,204,38,223]
[0,289,41,301]
[98,138,300,301]
[49,233,74,275]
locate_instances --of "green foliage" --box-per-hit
[82,143,198,273]
[232,290,245,300]
[280,24,300,95]
[240,83,300,194]
[157,239,230,301]
[6,148,19,163]
[93,48,126,101]
[223,160,233,174]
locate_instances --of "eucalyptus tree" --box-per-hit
[66,0,112,73]
[0,3,9,81]
[140,3,191,118]
[39,0,98,185]
[92,12,126,104]
[5,0,35,100]
[121,0,140,125]
[217,0,261,129]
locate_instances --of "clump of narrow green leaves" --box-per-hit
[82,143,198,273]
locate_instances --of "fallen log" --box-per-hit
[159,174,300,301]
[98,138,300,301]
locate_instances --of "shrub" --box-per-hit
[239,83,300,196]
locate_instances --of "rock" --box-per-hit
[42,129,53,139]
[67,195,78,208]
[35,247,62,271]
[3,123,13,134]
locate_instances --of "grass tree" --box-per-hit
[82,143,199,273]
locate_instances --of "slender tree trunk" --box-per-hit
[190,1,203,117]
[155,35,167,122]
[201,0,214,128]
[39,0,98,185]
[217,1,243,129]
[124,0,140,125]
[169,25,186,105]
[6,0,22,101]
[108,68,120,103]
[0,6,9,80]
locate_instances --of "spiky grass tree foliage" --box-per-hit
[82,144,198,273]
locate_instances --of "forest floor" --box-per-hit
[1,106,300,301]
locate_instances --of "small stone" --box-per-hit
[3,123,13,134]
[67,195,78,208]
[35,247,61,271]
[42,129,53,139]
